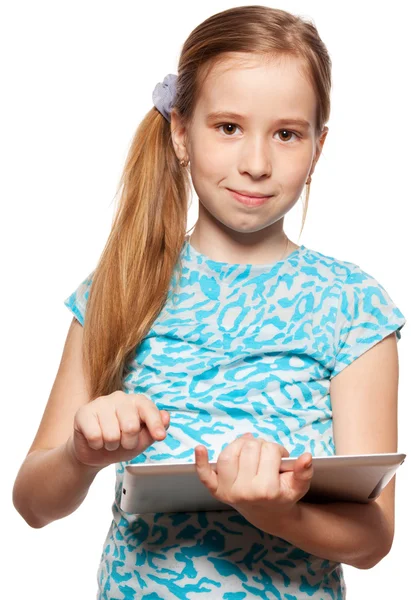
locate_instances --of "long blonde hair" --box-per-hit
[82,5,332,400]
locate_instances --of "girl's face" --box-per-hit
[172,53,328,242]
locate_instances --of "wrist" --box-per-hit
[274,501,303,539]
[64,437,102,477]
[236,500,303,538]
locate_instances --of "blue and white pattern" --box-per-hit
[64,239,406,599]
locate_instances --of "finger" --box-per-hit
[125,410,171,456]
[136,397,168,441]
[195,445,218,494]
[95,406,121,451]
[74,406,103,450]
[217,435,252,488]
[236,439,263,489]
[160,410,171,430]
[116,404,141,450]
[256,441,282,489]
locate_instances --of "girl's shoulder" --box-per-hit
[298,244,361,284]
[298,246,405,323]
[63,270,95,326]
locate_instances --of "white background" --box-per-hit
[2,1,410,598]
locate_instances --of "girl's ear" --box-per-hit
[317,126,329,154]
[170,108,189,162]
[311,126,329,176]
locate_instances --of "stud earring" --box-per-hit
[179,158,189,167]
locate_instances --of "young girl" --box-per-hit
[13,5,406,599]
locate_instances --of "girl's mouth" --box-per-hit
[228,188,272,207]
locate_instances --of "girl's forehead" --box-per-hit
[202,52,307,84]
[196,55,316,124]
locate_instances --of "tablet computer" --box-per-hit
[120,452,406,514]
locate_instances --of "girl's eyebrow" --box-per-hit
[206,111,311,130]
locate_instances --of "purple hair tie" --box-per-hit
[152,73,177,122]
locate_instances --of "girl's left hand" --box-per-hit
[194,433,313,524]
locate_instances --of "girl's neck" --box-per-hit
[185,232,301,266]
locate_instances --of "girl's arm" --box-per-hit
[12,318,101,528]
[12,443,101,528]
[243,332,398,569]
[254,483,394,569]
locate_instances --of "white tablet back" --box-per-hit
[120,452,406,514]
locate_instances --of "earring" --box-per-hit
[306,175,312,185]
[179,158,189,167]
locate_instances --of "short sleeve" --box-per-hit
[330,265,406,378]
[63,271,94,326]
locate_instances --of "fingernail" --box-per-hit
[156,428,166,437]
[304,461,312,469]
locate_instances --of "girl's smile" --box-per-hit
[227,187,273,206]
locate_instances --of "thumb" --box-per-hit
[289,454,313,502]
[293,453,313,482]
[280,453,313,503]
[160,410,170,429]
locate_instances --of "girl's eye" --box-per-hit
[275,129,299,143]
[217,123,240,136]
[216,123,300,143]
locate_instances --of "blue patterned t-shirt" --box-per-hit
[64,239,406,600]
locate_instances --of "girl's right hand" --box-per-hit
[65,391,170,470]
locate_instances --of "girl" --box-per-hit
[13,5,406,599]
